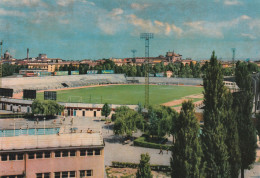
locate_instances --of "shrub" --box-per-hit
[133,136,170,150]
[112,161,171,172]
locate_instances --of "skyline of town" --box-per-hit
[1,0,260,60]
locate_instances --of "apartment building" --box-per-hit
[0,132,104,177]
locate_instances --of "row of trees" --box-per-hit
[170,52,257,178]
[1,64,27,77]
[2,59,259,78]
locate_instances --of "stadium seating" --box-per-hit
[2,74,128,93]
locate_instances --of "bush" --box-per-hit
[133,136,170,150]
[112,161,171,172]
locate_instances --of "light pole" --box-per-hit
[44,117,46,135]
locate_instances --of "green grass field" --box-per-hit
[37,85,203,105]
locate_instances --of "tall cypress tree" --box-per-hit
[201,51,230,177]
[222,91,241,178]
[136,153,152,178]
[171,100,203,178]
[234,62,257,178]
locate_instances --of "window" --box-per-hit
[87,149,93,156]
[80,150,86,156]
[54,172,60,178]
[44,152,51,158]
[70,171,76,177]
[9,154,16,160]
[36,152,43,159]
[62,151,68,157]
[1,154,8,161]
[44,173,50,178]
[95,149,101,155]
[17,153,24,160]
[80,171,85,177]
[86,170,93,176]
[28,152,35,159]
[55,151,61,157]
[36,173,50,178]
[36,173,43,178]
[62,172,68,178]
[80,170,93,177]
[70,150,76,157]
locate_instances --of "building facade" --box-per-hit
[0,132,104,178]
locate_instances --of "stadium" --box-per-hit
[0,74,204,117]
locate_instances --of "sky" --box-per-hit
[0,0,260,60]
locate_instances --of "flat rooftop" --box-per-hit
[0,132,104,152]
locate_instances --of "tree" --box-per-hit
[201,51,230,177]
[234,61,257,178]
[43,100,64,116]
[147,106,177,138]
[101,103,111,119]
[31,100,63,117]
[32,100,44,115]
[136,153,152,178]
[223,91,241,178]
[171,100,203,178]
[113,106,144,136]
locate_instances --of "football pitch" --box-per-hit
[37,85,203,105]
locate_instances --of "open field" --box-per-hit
[37,85,203,105]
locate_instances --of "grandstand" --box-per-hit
[127,77,203,85]
[2,74,127,93]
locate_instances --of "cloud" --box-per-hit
[183,15,251,38]
[110,8,124,16]
[57,0,95,6]
[224,0,243,6]
[57,0,74,6]
[249,19,260,30]
[30,10,67,24]
[0,8,26,17]
[241,33,256,40]
[59,19,70,24]
[1,0,46,7]
[131,3,150,10]
[97,8,126,35]
[127,14,183,37]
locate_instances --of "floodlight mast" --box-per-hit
[140,33,154,108]
[231,48,236,75]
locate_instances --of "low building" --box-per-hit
[0,132,105,177]
[0,98,138,118]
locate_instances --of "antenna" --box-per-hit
[231,48,236,75]
[140,33,154,108]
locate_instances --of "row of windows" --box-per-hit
[36,173,50,178]
[0,149,101,161]
[36,170,92,178]
[1,175,23,178]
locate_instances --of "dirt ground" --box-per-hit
[161,94,203,112]
[106,167,170,178]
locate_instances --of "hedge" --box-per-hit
[133,136,171,150]
[112,161,171,172]
[0,114,25,119]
